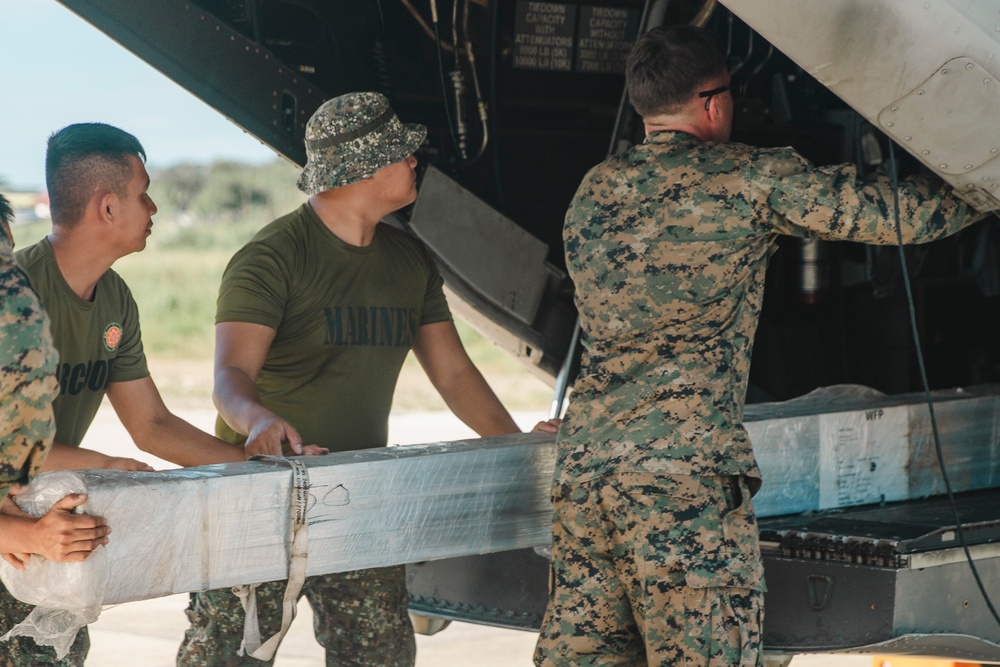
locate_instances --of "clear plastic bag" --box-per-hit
[0,470,107,659]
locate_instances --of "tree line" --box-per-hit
[148,158,304,224]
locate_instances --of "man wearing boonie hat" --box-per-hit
[177,91,559,666]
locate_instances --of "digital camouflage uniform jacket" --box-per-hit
[0,230,58,502]
[557,130,982,488]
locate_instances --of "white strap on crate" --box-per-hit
[234,456,310,661]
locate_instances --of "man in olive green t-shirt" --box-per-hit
[16,123,246,471]
[4,124,247,667]
[177,93,559,666]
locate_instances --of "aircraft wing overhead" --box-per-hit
[721,0,1000,212]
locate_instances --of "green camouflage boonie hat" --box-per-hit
[297,92,426,194]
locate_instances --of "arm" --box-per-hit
[0,492,109,570]
[761,155,986,244]
[106,376,246,466]
[412,321,522,437]
[214,321,328,458]
[40,441,154,472]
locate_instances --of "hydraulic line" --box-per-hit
[488,0,506,210]
[400,0,455,52]
[463,0,489,162]
[451,0,469,159]
[429,0,461,159]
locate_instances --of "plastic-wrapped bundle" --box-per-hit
[0,434,558,653]
[0,471,107,659]
[746,385,1000,516]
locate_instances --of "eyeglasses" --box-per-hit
[698,85,730,111]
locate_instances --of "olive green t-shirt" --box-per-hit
[16,238,149,447]
[216,204,452,451]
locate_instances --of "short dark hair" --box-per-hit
[45,123,146,227]
[626,25,727,118]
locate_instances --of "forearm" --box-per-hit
[852,173,985,244]
[0,498,34,565]
[131,412,244,466]
[413,320,521,437]
[0,513,42,555]
[437,366,520,437]
[214,367,279,438]
[211,360,315,458]
[767,163,986,244]
[40,441,154,472]
[40,441,118,471]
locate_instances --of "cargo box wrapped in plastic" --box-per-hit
[0,433,555,656]
[747,384,1000,517]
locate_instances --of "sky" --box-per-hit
[1,0,278,190]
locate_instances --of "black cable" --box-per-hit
[488,0,506,211]
[888,140,1000,629]
[372,0,393,99]
[430,4,461,162]
[606,0,654,158]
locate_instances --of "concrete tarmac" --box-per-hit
[71,404,873,666]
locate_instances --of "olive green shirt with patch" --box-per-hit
[559,130,983,487]
[16,238,149,447]
[216,204,451,451]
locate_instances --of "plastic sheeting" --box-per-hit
[0,433,556,654]
[0,472,104,658]
[748,384,1000,516]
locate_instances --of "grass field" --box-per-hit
[11,217,553,413]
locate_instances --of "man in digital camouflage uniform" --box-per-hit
[0,194,111,664]
[534,26,985,666]
[178,91,559,666]
[0,193,57,500]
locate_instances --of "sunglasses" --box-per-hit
[698,85,731,111]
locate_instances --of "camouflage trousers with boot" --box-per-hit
[534,472,765,667]
[177,565,415,667]
[0,583,89,667]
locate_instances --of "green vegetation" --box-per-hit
[150,159,306,227]
[11,160,552,412]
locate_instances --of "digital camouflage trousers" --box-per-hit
[534,473,765,667]
[177,565,415,667]
[0,583,88,667]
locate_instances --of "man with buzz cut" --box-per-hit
[178,91,558,666]
[4,122,250,667]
